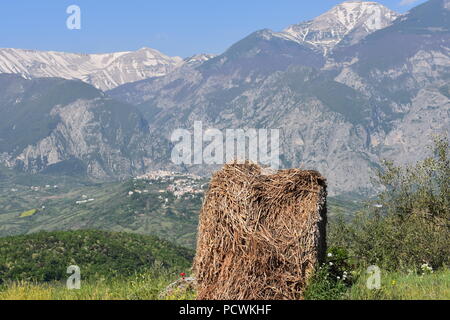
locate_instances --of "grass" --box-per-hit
[19,209,38,218]
[0,272,195,300]
[346,269,450,300]
[1,269,447,300]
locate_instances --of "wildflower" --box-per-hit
[329,262,333,266]
[391,280,396,286]
[180,272,186,279]
[420,263,433,274]
[327,252,333,258]
[421,263,432,270]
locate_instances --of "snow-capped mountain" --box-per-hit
[0,47,183,90]
[108,0,450,195]
[184,54,217,66]
[2,0,449,196]
[283,1,400,54]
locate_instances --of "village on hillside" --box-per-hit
[131,170,206,199]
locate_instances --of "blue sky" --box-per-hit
[0,0,427,58]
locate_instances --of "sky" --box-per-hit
[0,0,428,58]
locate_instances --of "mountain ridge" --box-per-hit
[0,74,165,179]
[0,47,184,90]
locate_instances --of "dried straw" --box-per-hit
[193,162,327,300]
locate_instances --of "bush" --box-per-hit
[304,247,353,300]
[0,230,194,283]
[329,136,450,271]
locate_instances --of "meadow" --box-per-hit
[0,257,447,300]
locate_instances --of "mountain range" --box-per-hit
[1,0,449,196]
[0,47,185,90]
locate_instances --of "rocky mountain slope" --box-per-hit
[0,47,183,90]
[330,0,450,167]
[0,74,167,179]
[109,0,450,195]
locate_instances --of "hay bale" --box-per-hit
[193,163,327,300]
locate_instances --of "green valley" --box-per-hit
[0,165,361,249]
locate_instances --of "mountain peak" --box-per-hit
[184,54,216,65]
[283,1,400,54]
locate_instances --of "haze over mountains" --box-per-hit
[1,0,449,196]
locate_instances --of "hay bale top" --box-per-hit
[194,163,327,300]
[210,162,326,196]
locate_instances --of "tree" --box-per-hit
[329,135,450,270]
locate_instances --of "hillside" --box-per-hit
[0,230,194,283]
[0,165,360,248]
[0,74,164,180]
[0,166,206,248]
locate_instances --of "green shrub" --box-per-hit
[329,136,450,271]
[304,247,353,300]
